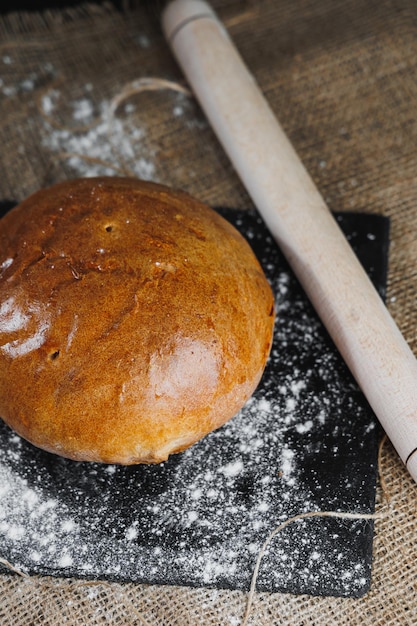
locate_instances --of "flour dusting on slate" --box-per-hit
[0,209,388,597]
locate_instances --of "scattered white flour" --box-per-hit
[173,105,184,117]
[295,420,314,434]
[0,292,52,357]
[72,97,95,121]
[1,59,56,99]
[125,524,139,541]
[135,34,150,49]
[0,296,29,333]
[41,89,60,115]
[280,448,295,482]
[219,460,244,478]
[58,554,73,568]
[40,85,159,180]
[0,460,77,571]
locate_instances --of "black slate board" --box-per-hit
[0,204,389,597]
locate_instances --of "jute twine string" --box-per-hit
[105,77,191,176]
[107,77,191,117]
[0,435,393,626]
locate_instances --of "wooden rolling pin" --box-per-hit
[162,0,417,485]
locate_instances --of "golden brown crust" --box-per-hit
[0,177,275,464]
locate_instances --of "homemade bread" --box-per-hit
[0,177,275,464]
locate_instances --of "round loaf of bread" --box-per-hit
[0,177,275,464]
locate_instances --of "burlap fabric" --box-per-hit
[1,0,417,623]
